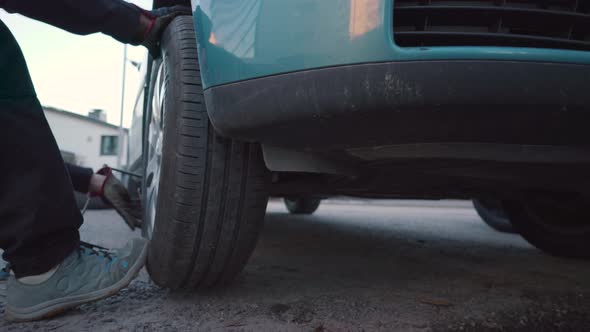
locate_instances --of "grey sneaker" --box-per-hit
[5,238,148,322]
[0,264,10,299]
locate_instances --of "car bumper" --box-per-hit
[205,60,590,162]
[193,1,590,88]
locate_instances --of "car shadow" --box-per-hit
[185,202,590,303]
[159,202,590,330]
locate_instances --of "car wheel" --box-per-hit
[473,199,515,233]
[503,194,590,258]
[142,16,269,289]
[284,197,321,215]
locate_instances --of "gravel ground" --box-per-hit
[2,200,590,331]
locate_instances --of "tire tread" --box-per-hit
[145,16,268,289]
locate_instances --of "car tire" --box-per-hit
[503,194,590,258]
[284,197,321,215]
[473,199,515,233]
[142,16,269,289]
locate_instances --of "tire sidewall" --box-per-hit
[142,19,193,286]
[284,197,321,214]
[473,199,514,233]
[503,200,590,258]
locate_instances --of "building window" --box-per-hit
[100,135,118,156]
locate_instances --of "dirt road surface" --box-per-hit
[2,200,590,331]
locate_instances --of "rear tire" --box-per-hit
[284,197,321,215]
[142,16,269,289]
[503,194,590,258]
[473,199,515,233]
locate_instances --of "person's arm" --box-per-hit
[1,1,191,55]
[0,0,147,44]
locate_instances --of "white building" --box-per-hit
[44,107,128,170]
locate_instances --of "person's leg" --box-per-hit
[65,163,94,193]
[0,19,82,278]
[0,20,147,321]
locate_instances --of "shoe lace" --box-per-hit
[78,241,114,261]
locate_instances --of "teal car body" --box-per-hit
[192,0,590,89]
[188,0,589,155]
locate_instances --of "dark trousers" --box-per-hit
[66,163,94,194]
[0,19,82,278]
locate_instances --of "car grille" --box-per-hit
[393,0,590,51]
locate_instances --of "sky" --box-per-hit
[0,0,153,128]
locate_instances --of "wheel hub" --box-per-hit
[145,62,166,239]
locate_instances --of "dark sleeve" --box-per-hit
[0,0,144,44]
[65,163,94,193]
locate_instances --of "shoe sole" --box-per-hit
[0,281,6,301]
[4,241,148,322]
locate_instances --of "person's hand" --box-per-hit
[140,5,192,58]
